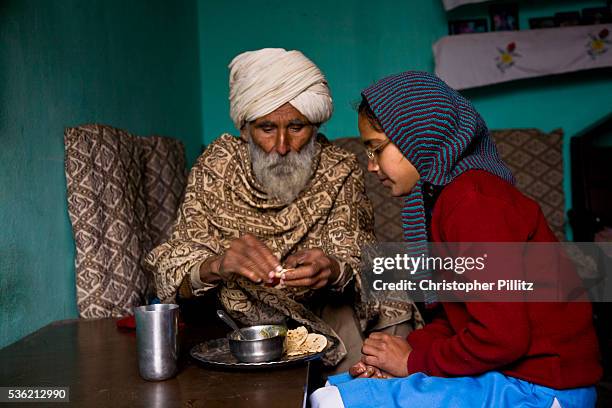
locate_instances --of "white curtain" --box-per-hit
[434,24,612,89]
[442,0,488,11]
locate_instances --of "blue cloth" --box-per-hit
[327,371,596,408]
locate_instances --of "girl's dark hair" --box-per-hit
[357,96,384,133]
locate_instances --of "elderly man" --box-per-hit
[145,48,419,369]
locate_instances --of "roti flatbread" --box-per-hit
[285,327,327,356]
[286,326,308,350]
[303,333,327,353]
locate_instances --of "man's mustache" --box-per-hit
[265,156,296,170]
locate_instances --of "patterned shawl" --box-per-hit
[145,134,418,365]
[362,72,514,302]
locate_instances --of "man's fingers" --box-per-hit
[299,249,322,264]
[249,235,281,275]
[231,252,264,282]
[282,264,318,281]
[312,279,327,290]
[284,251,307,269]
[238,253,270,281]
[242,235,280,279]
[282,277,316,287]
[284,248,325,269]
[237,266,264,283]
[224,252,265,282]
[281,263,332,288]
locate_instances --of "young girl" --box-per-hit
[310,72,601,408]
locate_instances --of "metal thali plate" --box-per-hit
[190,338,323,369]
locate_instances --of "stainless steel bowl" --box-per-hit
[227,324,287,363]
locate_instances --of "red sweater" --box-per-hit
[406,170,602,389]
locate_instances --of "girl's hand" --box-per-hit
[349,361,394,379]
[361,332,413,378]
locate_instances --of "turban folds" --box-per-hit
[229,48,333,130]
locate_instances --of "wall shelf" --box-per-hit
[433,24,612,90]
[443,0,488,11]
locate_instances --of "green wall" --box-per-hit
[0,0,202,349]
[198,0,611,142]
[197,0,448,143]
[198,0,612,237]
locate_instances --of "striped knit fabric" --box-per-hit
[362,71,514,303]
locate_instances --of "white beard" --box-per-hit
[249,136,317,205]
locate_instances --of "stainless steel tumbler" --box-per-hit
[135,303,179,381]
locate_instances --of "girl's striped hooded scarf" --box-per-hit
[361,71,514,303]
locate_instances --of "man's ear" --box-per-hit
[239,123,250,141]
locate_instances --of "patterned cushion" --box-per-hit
[333,129,565,242]
[333,138,405,242]
[65,125,186,318]
[490,129,565,241]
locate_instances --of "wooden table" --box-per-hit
[0,319,318,407]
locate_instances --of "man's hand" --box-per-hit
[349,361,394,379]
[206,234,281,284]
[281,248,340,289]
[360,332,413,378]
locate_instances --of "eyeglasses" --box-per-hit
[365,139,391,163]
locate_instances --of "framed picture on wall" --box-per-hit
[554,11,581,27]
[529,17,555,30]
[448,19,488,35]
[581,7,612,25]
[490,4,519,31]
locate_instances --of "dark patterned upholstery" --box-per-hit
[490,129,565,241]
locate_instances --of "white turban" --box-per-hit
[228,48,333,130]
